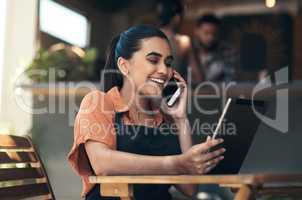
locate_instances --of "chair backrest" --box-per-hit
[0,134,55,200]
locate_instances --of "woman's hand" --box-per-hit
[161,70,188,122]
[175,136,225,174]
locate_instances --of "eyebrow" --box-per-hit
[146,51,174,60]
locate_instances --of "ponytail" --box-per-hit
[102,35,123,92]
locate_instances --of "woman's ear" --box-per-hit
[117,57,129,76]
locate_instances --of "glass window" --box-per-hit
[39,0,90,47]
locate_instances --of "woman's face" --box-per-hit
[124,37,174,98]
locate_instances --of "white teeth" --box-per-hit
[150,78,164,84]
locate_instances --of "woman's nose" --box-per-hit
[157,63,168,76]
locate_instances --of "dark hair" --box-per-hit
[196,14,221,27]
[102,25,169,92]
[157,0,184,26]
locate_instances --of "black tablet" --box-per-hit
[209,98,267,174]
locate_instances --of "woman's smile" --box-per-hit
[148,77,166,86]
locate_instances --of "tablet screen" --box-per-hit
[209,98,267,174]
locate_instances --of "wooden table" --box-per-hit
[89,174,302,200]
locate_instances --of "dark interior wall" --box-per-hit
[222,14,293,78]
[38,0,300,81]
[293,11,302,80]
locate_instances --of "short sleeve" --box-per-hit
[67,91,116,177]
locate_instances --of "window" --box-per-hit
[39,0,90,48]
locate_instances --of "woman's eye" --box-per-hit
[165,61,172,68]
[148,59,159,64]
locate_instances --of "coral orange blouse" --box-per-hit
[67,87,163,197]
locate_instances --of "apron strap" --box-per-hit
[114,112,123,126]
[114,112,125,138]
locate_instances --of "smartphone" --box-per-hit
[162,77,181,107]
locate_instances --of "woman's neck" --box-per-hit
[120,82,159,122]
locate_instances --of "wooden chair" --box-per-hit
[89,174,302,200]
[0,134,55,200]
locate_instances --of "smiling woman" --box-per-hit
[67,25,225,200]
[102,25,172,93]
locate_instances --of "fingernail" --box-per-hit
[222,148,226,152]
[220,156,224,160]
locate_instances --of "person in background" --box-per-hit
[189,14,238,83]
[157,0,191,79]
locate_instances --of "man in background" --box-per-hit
[157,0,191,79]
[189,14,238,83]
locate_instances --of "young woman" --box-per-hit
[68,25,225,200]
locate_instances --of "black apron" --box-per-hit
[85,112,182,200]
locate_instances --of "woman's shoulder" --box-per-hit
[81,90,106,103]
[78,90,115,116]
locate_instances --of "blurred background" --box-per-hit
[0,0,301,199]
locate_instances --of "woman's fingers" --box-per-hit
[195,148,225,174]
[195,155,223,174]
[203,156,224,173]
[189,138,225,174]
[207,155,224,167]
[202,148,226,163]
[204,165,215,174]
[184,135,225,175]
[173,72,187,97]
[195,138,224,154]
[173,70,186,84]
